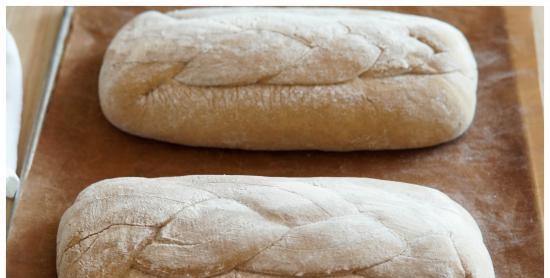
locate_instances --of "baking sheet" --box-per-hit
[7,7,543,277]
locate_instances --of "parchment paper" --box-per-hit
[7,7,543,278]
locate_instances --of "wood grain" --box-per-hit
[503,7,544,221]
[5,6,544,277]
[6,6,64,228]
[7,6,65,171]
[5,7,544,226]
[531,7,543,94]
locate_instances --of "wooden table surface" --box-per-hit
[5,7,544,278]
[6,6,65,227]
[6,6,543,229]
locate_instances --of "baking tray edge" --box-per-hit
[8,6,74,230]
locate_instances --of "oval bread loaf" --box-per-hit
[57,175,494,278]
[99,8,478,151]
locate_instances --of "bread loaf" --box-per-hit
[57,175,494,278]
[99,8,477,151]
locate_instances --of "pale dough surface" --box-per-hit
[57,175,494,278]
[99,8,478,150]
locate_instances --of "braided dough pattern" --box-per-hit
[103,8,472,86]
[57,176,494,278]
[99,8,478,150]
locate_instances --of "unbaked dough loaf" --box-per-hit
[99,8,477,151]
[57,175,494,278]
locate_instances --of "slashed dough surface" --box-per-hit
[99,8,478,150]
[57,175,494,278]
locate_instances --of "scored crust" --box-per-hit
[99,8,478,150]
[57,175,494,278]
